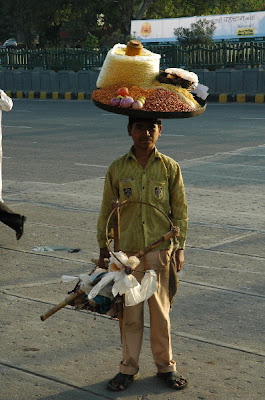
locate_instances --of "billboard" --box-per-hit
[131,11,265,42]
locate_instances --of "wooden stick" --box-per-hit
[40,289,85,321]
[135,228,179,259]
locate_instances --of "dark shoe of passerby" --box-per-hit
[16,215,26,240]
[0,202,26,240]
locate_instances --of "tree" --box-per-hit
[174,19,216,46]
[146,0,265,18]
[83,32,99,49]
[93,0,155,46]
[0,0,264,48]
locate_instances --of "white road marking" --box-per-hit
[181,143,265,163]
[64,123,82,126]
[74,163,108,168]
[187,262,265,275]
[184,170,265,182]
[3,125,32,129]
[12,110,32,113]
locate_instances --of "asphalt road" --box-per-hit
[0,100,264,400]
[2,100,265,185]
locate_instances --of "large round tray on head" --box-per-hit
[92,96,206,119]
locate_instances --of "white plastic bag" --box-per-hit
[62,252,157,307]
[112,272,139,297]
[61,268,107,294]
[88,271,118,299]
[88,251,157,306]
[138,270,157,300]
[123,270,157,306]
[191,83,209,100]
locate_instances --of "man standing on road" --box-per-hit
[97,116,188,391]
[0,89,25,240]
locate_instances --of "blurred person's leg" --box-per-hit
[0,201,26,239]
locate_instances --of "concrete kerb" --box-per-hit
[5,91,265,103]
[5,91,90,100]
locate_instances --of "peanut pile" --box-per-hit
[142,89,193,112]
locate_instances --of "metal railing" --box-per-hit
[0,42,264,71]
[148,42,265,69]
[0,48,109,71]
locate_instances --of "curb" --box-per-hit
[208,93,265,103]
[4,91,265,103]
[5,91,91,100]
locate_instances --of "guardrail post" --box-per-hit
[250,41,254,68]
[223,41,227,68]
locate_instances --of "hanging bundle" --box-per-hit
[40,200,179,321]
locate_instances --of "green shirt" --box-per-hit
[97,146,188,252]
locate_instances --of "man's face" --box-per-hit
[128,119,162,152]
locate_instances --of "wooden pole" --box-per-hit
[40,289,85,321]
[135,228,179,259]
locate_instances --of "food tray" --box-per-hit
[92,96,206,119]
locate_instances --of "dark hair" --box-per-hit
[128,116,162,127]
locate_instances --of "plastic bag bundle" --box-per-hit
[88,251,157,306]
[62,252,157,308]
[113,269,157,306]
[62,269,115,314]
[62,268,108,294]
[191,83,209,100]
[108,251,140,272]
[96,44,161,88]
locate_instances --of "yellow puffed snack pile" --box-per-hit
[96,43,161,88]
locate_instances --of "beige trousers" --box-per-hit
[119,249,176,375]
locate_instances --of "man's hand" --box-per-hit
[175,249,184,271]
[98,247,110,269]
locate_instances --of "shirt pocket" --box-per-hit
[119,179,139,202]
[148,180,169,205]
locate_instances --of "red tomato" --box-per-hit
[117,87,129,97]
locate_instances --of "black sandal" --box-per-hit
[107,372,138,391]
[157,371,188,390]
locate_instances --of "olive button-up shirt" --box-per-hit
[97,146,188,252]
